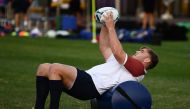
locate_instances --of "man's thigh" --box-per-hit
[50,63,77,89]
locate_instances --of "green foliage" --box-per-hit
[0,37,190,109]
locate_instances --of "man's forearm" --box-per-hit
[99,26,112,60]
[99,26,109,49]
[107,27,126,64]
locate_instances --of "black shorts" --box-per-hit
[64,68,100,100]
[96,0,115,9]
[12,0,31,13]
[142,0,156,13]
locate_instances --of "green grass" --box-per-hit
[0,36,190,109]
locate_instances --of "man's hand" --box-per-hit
[102,11,115,30]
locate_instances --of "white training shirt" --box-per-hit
[86,54,144,95]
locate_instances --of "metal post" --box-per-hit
[91,0,97,43]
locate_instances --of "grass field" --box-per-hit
[0,36,190,109]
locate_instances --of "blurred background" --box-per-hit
[0,0,190,109]
[0,0,189,43]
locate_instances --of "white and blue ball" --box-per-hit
[95,7,119,24]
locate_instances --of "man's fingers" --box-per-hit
[102,14,107,19]
[110,12,113,17]
[108,11,113,16]
[105,11,113,19]
[101,14,107,22]
[101,11,114,24]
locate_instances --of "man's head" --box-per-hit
[132,46,159,70]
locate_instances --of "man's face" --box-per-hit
[132,48,151,63]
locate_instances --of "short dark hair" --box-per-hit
[140,46,159,70]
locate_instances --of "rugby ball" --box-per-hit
[95,7,119,23]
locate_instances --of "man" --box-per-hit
[10,0,32,31]
[34,11,159,109]
[142,0,156,30]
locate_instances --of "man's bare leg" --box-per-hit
[35,63,77,109]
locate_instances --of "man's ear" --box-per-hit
[144,58,151,63]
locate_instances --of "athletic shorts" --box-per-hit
[64,68,100,100]
[12,0,31,14]
[142,0,156,13]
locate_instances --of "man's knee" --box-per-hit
[48,63,63,79]
[48,63,77,88]
[49,63,62,75]
[37,63,51,76]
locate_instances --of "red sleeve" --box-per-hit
[124,56,145,77]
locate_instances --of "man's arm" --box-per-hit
[104,12,126,64]
[99,26,112,61]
